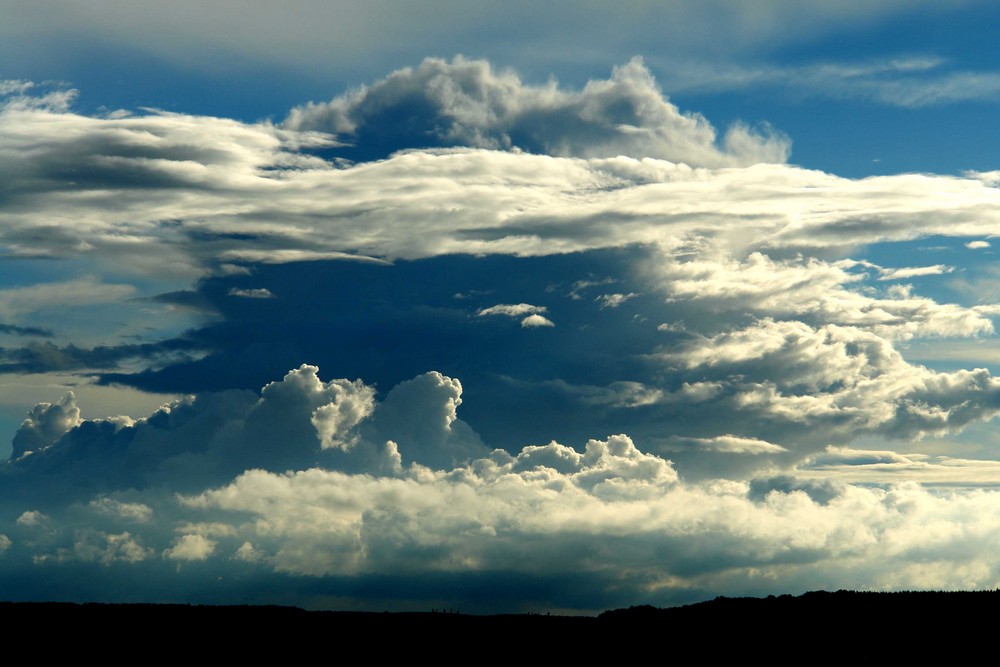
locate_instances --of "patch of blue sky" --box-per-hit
[857,236,998,308]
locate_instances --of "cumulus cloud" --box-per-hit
[658,318,1000,443]
[654,252,995,340]
[11,392,81,460]
[520,314,555,328]
[1,366,486,503]
[2,361,1000,609]
[164,534,216,562]
[966,240,991,249]
[75,531,152,565]
[285,56,790,167]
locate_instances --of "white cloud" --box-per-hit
[228,287,274,299]
[11,392,81,460]
[478,303,547,318]
[521,314,555,328]
[4,360,1000,607]
[167,439,1000,599]
[598,293,637,308]
[234,540,265,563]
[164,533,216,561]
[89,497,153,523]
[659,318,1000,441]
[16,510,48,527]
[286,57,790,168]
[681,435,788,455]
[476,304,556,328]
[877,265,952,280]
[654,253,993,340]
[7,84,1000,278]
[966,240,991,249]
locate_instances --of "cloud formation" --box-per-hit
[7,79,1000,280]
[286,57,791,167]
[4,365,1000,610]
[3,55,1000,611]
[659,56,1000,107]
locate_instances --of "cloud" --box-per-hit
[876,264,952,281]
[3,2,970,93]
[227,287,274,299]
[27,530,153,566]
[4,56,1000,610]
[673,435,788,455]
[660,318,1000,440]
[90,497,153,523]
[4,361,1000,610]
[598,293,637,309]
[478,303,547,318]
[11,392,81,460]
[0,338,202,374]
[657,56,1000,107]
[520,314,555,328]
[0,278,136,318]
[285,56,790,167]
[966,240,991,249]
[0,324,52,338]
[2,365,486,503]
[477,303,555,328]
[654,253,995,340]
[7,81,1000,280]
[164,534,215,562]
[362,371,487,470]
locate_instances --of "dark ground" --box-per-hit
[3,590,993,659]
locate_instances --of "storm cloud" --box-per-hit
[3,53,1000,611]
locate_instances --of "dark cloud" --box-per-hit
[0,323,52,337]
[0,339,201,374]
[77,249,1000,469]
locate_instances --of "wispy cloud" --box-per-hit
[661,56,1000,107]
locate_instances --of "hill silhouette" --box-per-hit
[3,590,991,659]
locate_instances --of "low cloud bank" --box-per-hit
[2,364,1000,611]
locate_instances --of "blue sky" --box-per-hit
[3,1,1000,612]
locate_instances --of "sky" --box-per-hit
[3,1,1000,613]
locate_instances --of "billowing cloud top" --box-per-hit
[285,56,791,167]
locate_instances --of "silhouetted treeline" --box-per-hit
[3,590,994,660]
